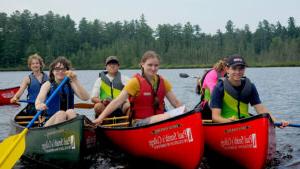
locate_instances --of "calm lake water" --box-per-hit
[1,68,300,169]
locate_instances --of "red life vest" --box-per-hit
[130,73,166,119]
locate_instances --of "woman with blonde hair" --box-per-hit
[195,57,227,119]
[93,50,184,126]
[11,53,49,114]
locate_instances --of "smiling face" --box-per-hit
[141,57,160,78]
[30,59,41,72]
[106,62,119,75]
[53,62,67,81]
[226,65,246,82]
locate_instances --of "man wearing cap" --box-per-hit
[91,56,130,118]
[210,55,288,128]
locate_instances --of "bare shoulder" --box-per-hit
[41,81,51,90]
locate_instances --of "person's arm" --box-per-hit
[212,108,235,123]
[66,71,90,101]
[93,90,129,125]
[165,91,182,108]
[91,78,101,103]
[10,76,30,103]
[35,81,50,110]
[251,84,288,128]
[254,104,288,128]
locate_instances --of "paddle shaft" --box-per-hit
[18,100,34,104]
[26,77,69,128]
[274,122,300,128]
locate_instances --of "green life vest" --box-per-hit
[221,77,252,119]
[99,71,124,100]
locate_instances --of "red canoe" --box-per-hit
[203,113,276,169]
[100,110,204,169]
[0,86,20,105]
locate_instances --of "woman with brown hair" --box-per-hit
[35,56,89,126]
[93,50,184,126]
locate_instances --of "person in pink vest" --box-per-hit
[195,58,227,119]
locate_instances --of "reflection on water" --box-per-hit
[1,67,300,168]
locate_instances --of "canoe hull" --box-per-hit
[203,114,276,169]
[100,111,204,169]
[0,86,20,105]
[10,113,97,168]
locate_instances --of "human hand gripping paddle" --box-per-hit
[0,77,69,169]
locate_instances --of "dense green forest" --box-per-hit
[0,10,300,70]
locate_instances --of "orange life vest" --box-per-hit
[130,73,166,119]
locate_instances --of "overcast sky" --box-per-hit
[1,0,299,34]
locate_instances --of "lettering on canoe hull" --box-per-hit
[1,91,15,98]
[42,135,76,153]
[220,133,257,150]
[148,128,194,149]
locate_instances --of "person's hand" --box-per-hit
[228,116,237,122]
[93,117,103,126]
[36,103,48,111]
[277,120,289,129]
[10,97,18,103]
[65,70,77,81]
[196,77,201,85]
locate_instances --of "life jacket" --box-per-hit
[197,69,221,120]
[27,72,48,103]
[46,80,74,118]
[221,77,252,119]
[130,74,166,119]
[197,69,221,102]
[99,71,124,100]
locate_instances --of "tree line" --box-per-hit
[0,10,300,70]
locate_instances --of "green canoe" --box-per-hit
[10,106,97,168]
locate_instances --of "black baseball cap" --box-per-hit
[226,55,247,67]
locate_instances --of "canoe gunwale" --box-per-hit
[0,86,20,91]
[203,113,274,126]
[11,106,91,131]
[100,109,199,130]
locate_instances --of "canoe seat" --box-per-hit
[15,116,34,119]
[16,121,39,125]
[101,116,130,128]
[15,115,45,127]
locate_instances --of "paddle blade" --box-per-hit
[0,129,27,169]
[179,73,189,78]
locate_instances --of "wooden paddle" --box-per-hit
[0,77,69,169]
[19,100,90,109]
[18,100,34,104]
[74,103,95,109]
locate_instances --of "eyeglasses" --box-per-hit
[54,67,67,72]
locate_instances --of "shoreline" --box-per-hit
[1,64,300,71]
